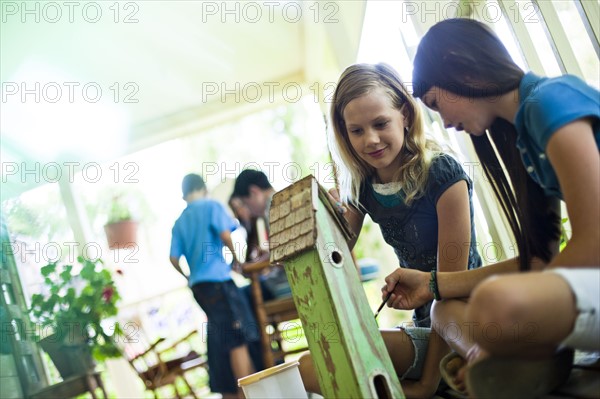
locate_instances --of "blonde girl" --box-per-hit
[299,63,482,398]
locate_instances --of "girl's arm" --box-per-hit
[385,255,548,310]
[545,119,600,267]
[435,180,472,272]
[403,180,470,397]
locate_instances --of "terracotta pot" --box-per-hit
[103,220,138,250]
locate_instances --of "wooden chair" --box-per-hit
[121,330,208,398]
[243,259,307,368]
[28,371,107,399]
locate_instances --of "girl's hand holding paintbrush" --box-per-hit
[380,268,435,311]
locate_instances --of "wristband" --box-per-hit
[429,270,442,301]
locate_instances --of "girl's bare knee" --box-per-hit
[467,276,528,351]
[431,298,469,332]
[468,277,510,321]
[298,351,312,369]
[298,351,319,393]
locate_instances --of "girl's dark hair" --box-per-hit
[413,18,560,270]
[472,121,560,270]
[412,18,524,99]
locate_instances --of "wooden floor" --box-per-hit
[547,351,600,399]
[309,351,599,399]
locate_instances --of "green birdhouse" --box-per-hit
[269,175,404,399]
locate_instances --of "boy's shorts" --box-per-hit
[547,268,600,351]
[192,280,260,393]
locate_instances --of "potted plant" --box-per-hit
[103,195,138,249]
[29,256,122,378]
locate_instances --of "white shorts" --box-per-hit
[548,268,600,351]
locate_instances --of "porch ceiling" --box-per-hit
[1,1,366,200]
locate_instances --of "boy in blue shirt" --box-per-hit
[170,173,258,398]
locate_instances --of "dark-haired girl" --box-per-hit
[382,18,599,397]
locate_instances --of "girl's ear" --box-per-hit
[400,103,411,127]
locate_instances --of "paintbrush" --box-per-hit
[374,281,398,319]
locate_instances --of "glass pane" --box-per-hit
[71,98,330,304]
[11,319,21,341]
[22,355,40,383]
[484,0,529,71]
[357,1,412,80]
[1,184,74,301]
[513,0,562,76]
[553,0,599,88]
[2,284,15,305]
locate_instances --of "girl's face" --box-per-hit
[343,88,408,183]
[421,86,495,136]
[230,197,251,222]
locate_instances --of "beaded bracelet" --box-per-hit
[429,270,442,301]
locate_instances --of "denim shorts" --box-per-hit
[399,326,430,381]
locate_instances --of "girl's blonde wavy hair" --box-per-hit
[330,63,440,207]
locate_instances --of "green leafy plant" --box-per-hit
[106,195,133,224]
[29,256,122,361]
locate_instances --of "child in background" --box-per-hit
[170,174,260,398]
[228,195,262,263]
